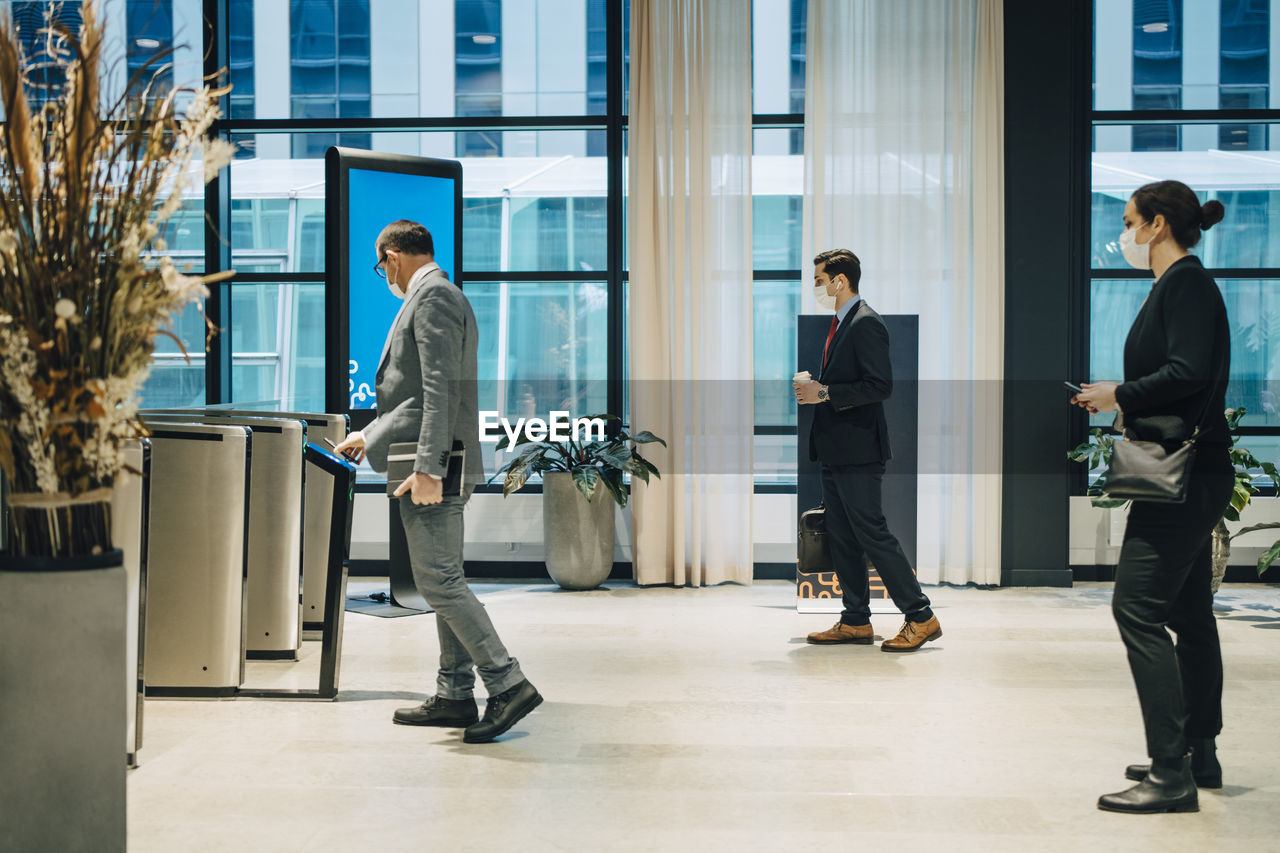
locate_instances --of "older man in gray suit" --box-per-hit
[335,220,541,744]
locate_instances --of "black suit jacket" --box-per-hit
[808,299,893,466]
[1113,255,1230,446]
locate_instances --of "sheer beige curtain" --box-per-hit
[627,0,754,586]
[802,0,1004,585]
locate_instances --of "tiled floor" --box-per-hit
[127,580,1280,852]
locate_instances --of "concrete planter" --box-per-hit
[0,551,127,853]
[542,472,615,590]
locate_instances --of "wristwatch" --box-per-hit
[817,385,829,402]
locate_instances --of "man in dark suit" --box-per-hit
[794,249,941,652]
[334,220,541,742]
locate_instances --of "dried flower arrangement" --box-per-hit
[0,2,235,559]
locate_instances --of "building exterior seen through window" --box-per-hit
[1092,0,1280,485]
[4,1,1276,483]
[9,0,83,105]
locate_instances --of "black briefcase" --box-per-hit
[386,440,465,498]
[798,503,833,574]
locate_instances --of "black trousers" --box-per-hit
[1112,449,1233,760]
[821,463,933,625]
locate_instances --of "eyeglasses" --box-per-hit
[373,253,388,279]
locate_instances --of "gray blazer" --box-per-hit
[362,267,484,493]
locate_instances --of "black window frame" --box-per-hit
[201,0,629,495]
[195,0,816,494]
[1084,0,1280,497]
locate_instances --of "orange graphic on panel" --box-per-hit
[796,560,889,600]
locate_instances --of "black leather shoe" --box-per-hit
[1125,737,1222,789]
[462,679,543,744]
[1099,754,1198,813]
[393,695,479,727]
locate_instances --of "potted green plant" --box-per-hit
[0,6,232,849]
[1068,408,1280,591]
[495,414,664,589]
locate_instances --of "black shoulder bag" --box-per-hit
[1101,383,1217,504]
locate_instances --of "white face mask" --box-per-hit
[1118,223,1152,271]
[813,276,841,312]
[385,256,406,299]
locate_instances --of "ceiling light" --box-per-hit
[472,34,497,45]
[134,37,161,49]
[1141,23,1169,33]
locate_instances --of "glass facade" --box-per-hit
[1090,127,1280,270]
[20,0,1276,487]
[752,0,807,157]
[470,280,609,474]
[125,0,174,95]
[8,0,813,441]
[117,1,632,479]
[227,283,326,411]
[9,1,83,106]
[42,2,1280,489]
[1091,278,1280,427]
[147,0,807,481]
[750,5,808,480]
[289,0,371,157]
[753,280,800,429]
[1091,0,1280,483]
[455,0,502,156]
[227,0,255,123]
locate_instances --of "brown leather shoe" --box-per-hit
[807,621,874,645]
[881,616,941,652]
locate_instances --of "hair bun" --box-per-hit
[1200,199,1225,231]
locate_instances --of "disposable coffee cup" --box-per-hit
[793,370,812,383]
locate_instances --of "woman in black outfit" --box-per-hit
[1073,180,1230,815]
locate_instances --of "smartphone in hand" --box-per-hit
[1064,381,1084,395]
[321,436,349,459]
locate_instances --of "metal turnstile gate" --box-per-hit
[142,423,251,697]
[144,414,306,660]
[143,409,348,632]
[112,439,150,764]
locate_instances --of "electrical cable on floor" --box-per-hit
[347,591,391,603]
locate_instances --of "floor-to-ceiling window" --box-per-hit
[63,0,813,492]
[204,0,623,486]
[751,0,807,486]
[1090,0,1280,480]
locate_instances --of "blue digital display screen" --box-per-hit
[345,167,457,411]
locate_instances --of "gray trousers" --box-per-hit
[399,493,524,699]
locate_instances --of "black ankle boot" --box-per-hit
[1188,737,1222,788]
[1100,754,1198,814]
[1124,737,1222,789]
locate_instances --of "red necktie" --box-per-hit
[822,316,839,367]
